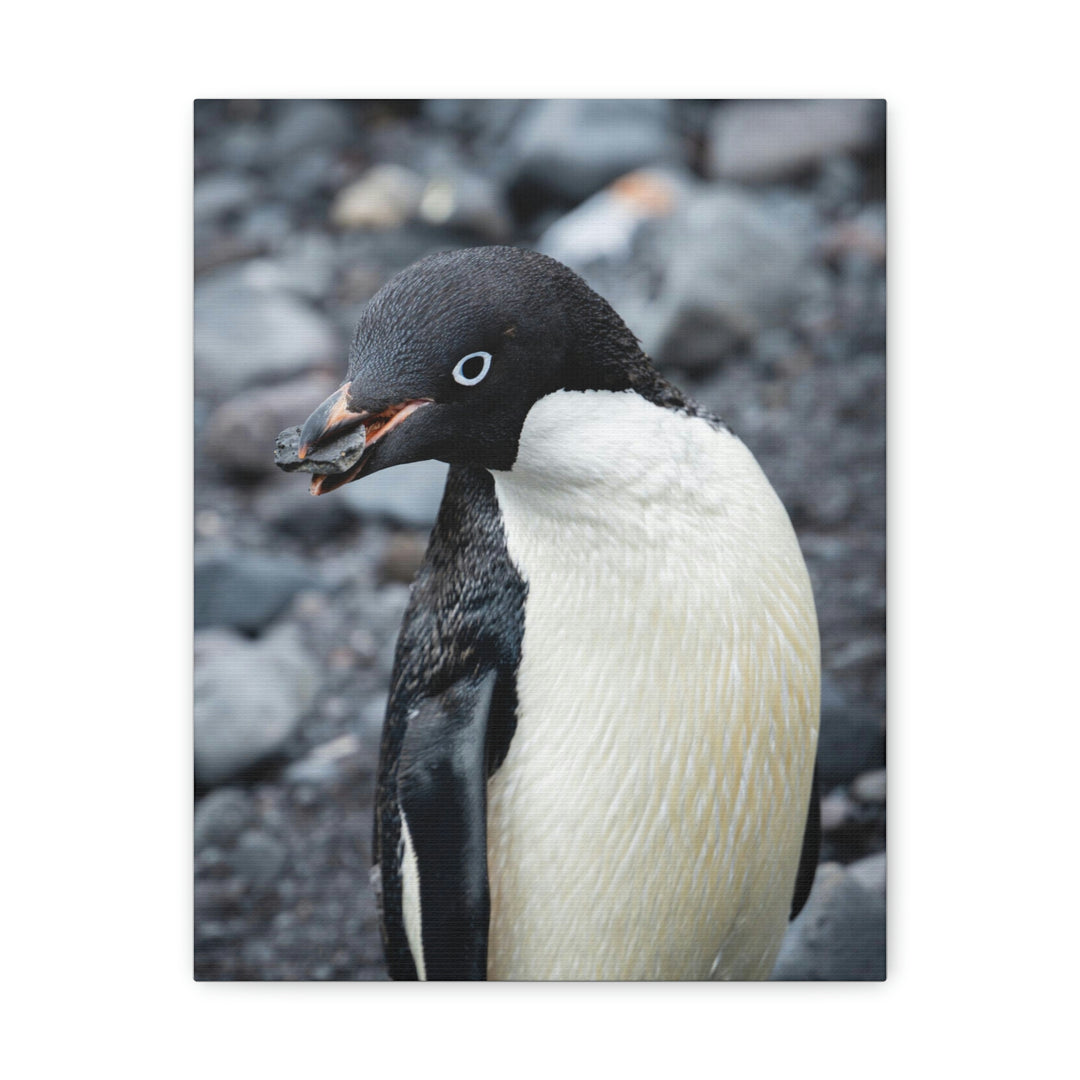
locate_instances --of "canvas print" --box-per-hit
[194,99,886,980]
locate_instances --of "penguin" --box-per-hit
[285,245,820,980]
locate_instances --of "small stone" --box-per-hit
[823,206,887,263]
[252,482,359,543]
[360,695,389,735]
[285,733,364,785]
[379,532,428,584]
[801,475,856,528]
[820,789,856,833]
[195,510,224,539]
[328,646,357,672]
[194,172,258,223]
[237,202,294,250]
[830,637,885,671]
[194,552,317,634]
[194,847,230,875]
[269,100,352,162]
[214,123,270,171]
[708,100,884,183]
[851,768,887,805]
[648,186,821,372]
[815,676,883,790]
[232,830,287,892]
[324,696,350,720]
[347,629,378,665]
[195,267,339,399]
[274,422,367,476]
[847,852,886,897]
[195,788,255,849]
[539,167,691,267]
[330,165,425,231]
[507,99,682,212]
[418,169,512,241]
[771,862,885,980]
[242,940,277,969]
[194,625,317,786]
[202,372,340,479]
[340,458,449,527]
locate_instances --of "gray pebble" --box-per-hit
[233,830,287,892]
[194,625,317,786]
[851,768,887,804]
[771,862,885,980]
[274,424,367,475]
[195,787,255,850]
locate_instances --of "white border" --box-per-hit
[7,4,1077,1076]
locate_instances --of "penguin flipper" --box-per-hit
[372,466,527,979]
[393,669,496,980]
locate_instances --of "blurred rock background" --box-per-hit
[194,98,886,981]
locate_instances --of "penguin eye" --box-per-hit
[452,351,492,387]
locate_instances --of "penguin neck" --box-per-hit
[489,387,789,587]
[494,390,708,511]
[491,389,737,557]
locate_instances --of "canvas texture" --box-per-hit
[194,99,886,981]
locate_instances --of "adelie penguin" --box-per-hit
[278,245,820,981]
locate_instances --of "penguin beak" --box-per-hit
[295,382,433,496]
[297,381,362,462]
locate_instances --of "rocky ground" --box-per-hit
[194,99,886,981]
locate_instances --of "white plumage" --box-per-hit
[481,389,820,979]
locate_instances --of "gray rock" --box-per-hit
[237,201,294,250]
[194,625,317,786]
[216,123,270,171]
[650,186,820,371]
[851,768,887,805]
[820,788,857,833]
[269,147,347,202]
[360,694,390,736]
[232,829,287,892]
[269,100,352,162]
[379,531,428,585]
[194,787,255,849]
[708,100,884,183]
[331,164,425,231]
[417,168,513,241]
[340,458,448,527]
[421,99,525,149]
[847,852,886,897]
[816,674,885,789]
[194,172,259,223]
[508,99,682,208]
[813,155,865,217]
[771,861,886,980]
[251,480,360,542]
[274,232,337,301]
[557,182,816,375]
[800,474,856,528]
[370,586,412,676]
[284,732,365,785]
[539,166,693,267]
[194,551,318,634]
[274,423,366,476]
[194,264,339,399]
[202,371,341,479]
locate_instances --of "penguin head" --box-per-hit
[293,246,649,493]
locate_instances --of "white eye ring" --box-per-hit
[452,351,492,386]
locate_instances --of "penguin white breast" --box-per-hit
[487,389,820,980]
